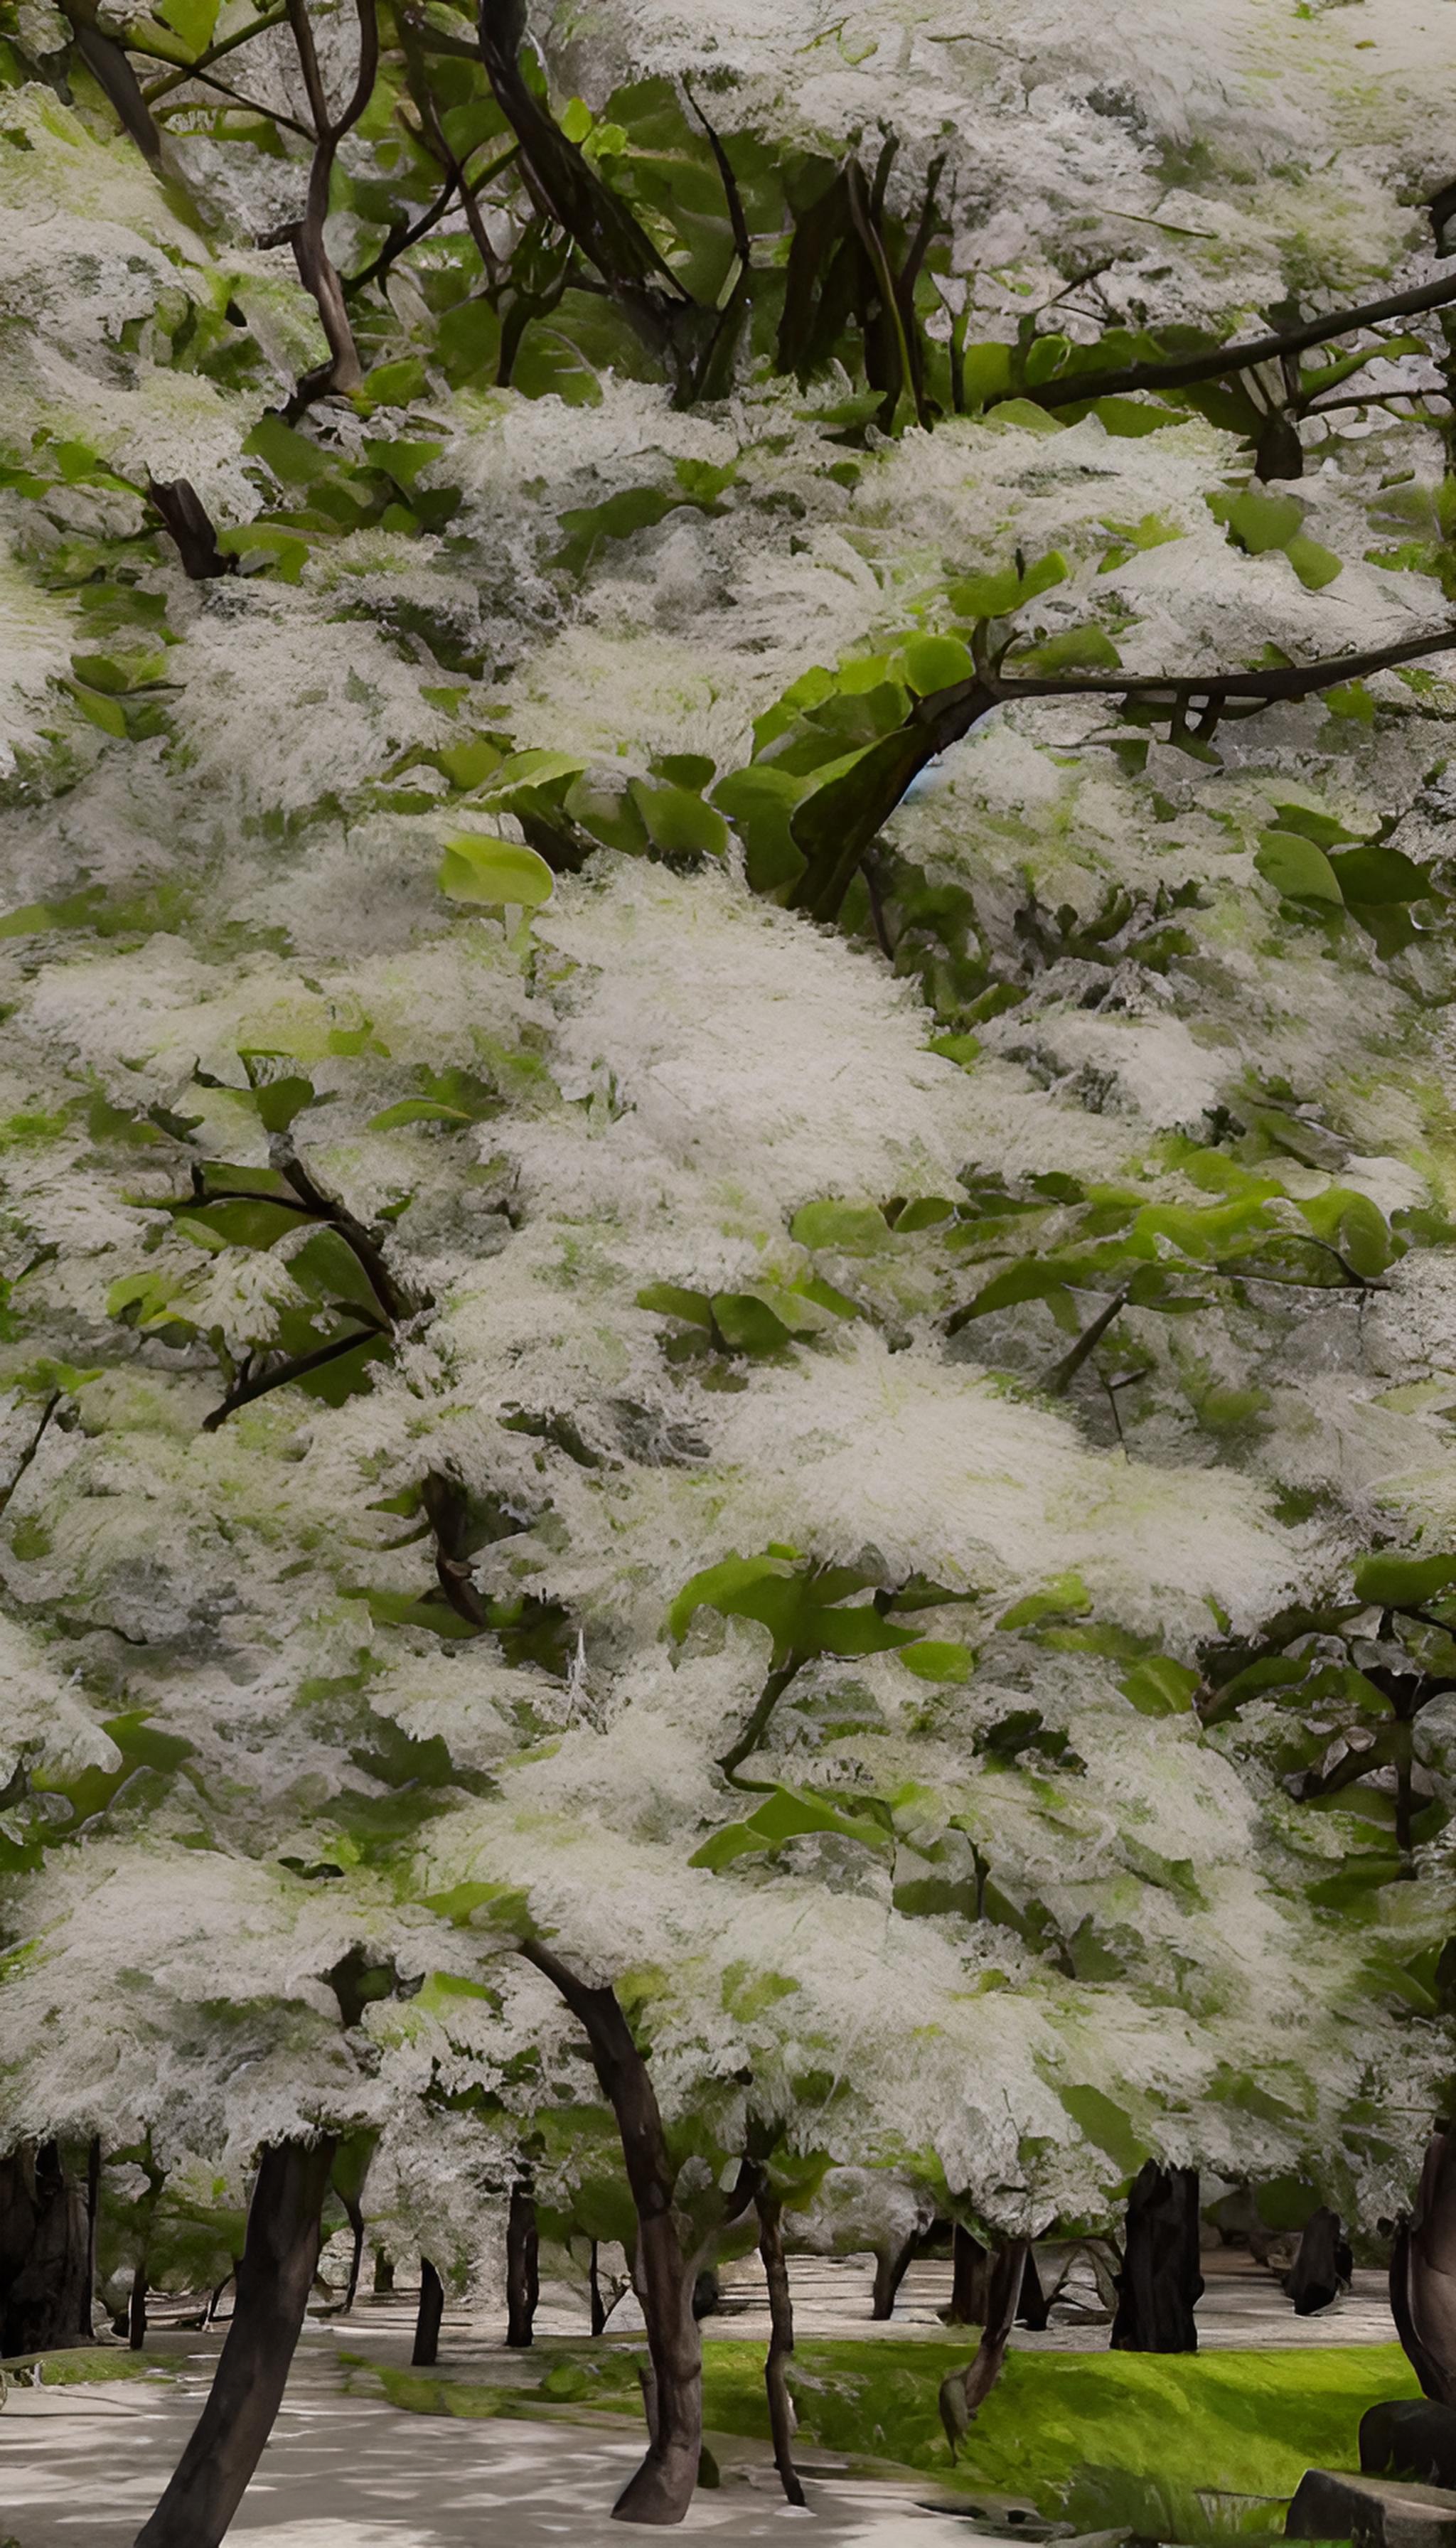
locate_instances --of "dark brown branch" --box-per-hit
[200,1324,385,1432]
[1039,1287,1130,1396]
[274,1148,415,1325]
[283,0,380,395]
[148,476,236,581]
[420,1470,490,1628]
[156,66,314,139]
[716,1653,804,1786]
[787,623,1456,924]
[68,16,164,160]
[998,268,1456,415]
[938,2237,1028,2461]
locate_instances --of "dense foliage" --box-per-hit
[1,0,1455,2524]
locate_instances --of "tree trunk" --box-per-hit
[1110,2163,1204,2353]
[589,2238,607,2336]
[754,2184,805,2507]
[0,2141,91,2357]
[1391,2126,1456,2404]
[1283,2208,1352,2317]
[522,1939,702,2524]
[1017,2245,1049,2330]
[506,2182,539,2347]
[938,2237,1028,2460]
[373,2247,395,2295]
[80,2137,100,2339]
[132,2136,336,2548]
[129,2266,148,2352]
[413,2259,444,2366]
[943,2225,990,2326]
[871,2229,916,2320]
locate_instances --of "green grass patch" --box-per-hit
[0,2346,172,2385]
[358,2335,1420,2542]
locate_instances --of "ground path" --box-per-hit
[0,2252,1398,2548]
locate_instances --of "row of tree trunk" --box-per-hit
[5,2068,1450,2542]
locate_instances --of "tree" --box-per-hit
[2,0,1456,2532]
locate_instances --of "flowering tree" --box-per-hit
[1,0,1456,2532]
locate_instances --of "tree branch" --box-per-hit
[787,623,1456,923]
[200,1324,386,1431]
[996,268,1456,416]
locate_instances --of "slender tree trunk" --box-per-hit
[80,2137,100,2339]
[0,2141,90,2357]
[1110,2163,1204,2353]
[133,2136,336,2548]
[944,2225,990,2326]
[412,2259,444,2366]
[754,2184,805,2507]
[938,2237,1028,2461]
[506,2181,539,2347]
[373,2247,395,2295]
[589,2237,607,2336]
[871,2227,917,2320]
[129,2266,148,2352]
[339,2193,365,2316]
[521,1939,702,2524]
[1017,2245,1049,2330]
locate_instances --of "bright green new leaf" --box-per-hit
[1120,1656,1199,1717]
[437,835,555,907]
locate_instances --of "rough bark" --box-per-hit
[1391,2126,1456,2404]
[1017,2244,1049,2331]
[147,477,235,581]
[505,2182,539,2347]
[521,1939,702,2524]
[1110,2163,1204,2353]
[1283,2207,1353,2316]
[0,2141,91,2358]
[754,2183,805,2507]
[412,2259,444,2366]
[133,2136,337,2548]
[871,2228,917,2320]
[938,2238,1029,2460]
[943,2225,990,2325]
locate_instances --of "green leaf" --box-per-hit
[690,1784,892,1870]
[424,1881,533,1932]
[636,1282,714,1329]
[437,835,555,907]
[1015,624,1122,674]
[1351,1551,1456,1610]
[154,0,220,43]
[1120,1656,1199,1717]
[1222,489,1305,555]
[900,634,976,695]
[710,1292,793,1353]
[1283,533,1343,592]
[1253,829,1342,906]
[897,1639,975,1684]
[948,552,1069,621]
[628,777,728,859]
[1056,2082,1150,2177]
[669,1551,798,1642]
[790,1199,888,1253]
[1325,842,1429,906]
